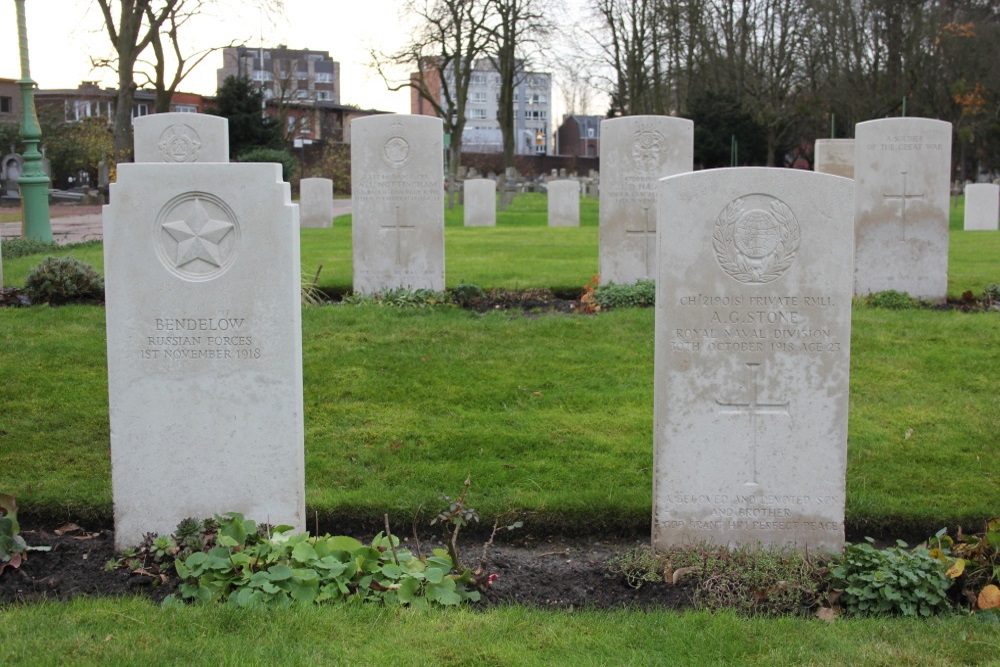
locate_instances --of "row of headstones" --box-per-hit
[101,111,959,553]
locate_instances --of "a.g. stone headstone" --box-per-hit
[104,162,305,549]
[300,177,334,228]
[547,180,580,227]
[854,118,952,302]
[599,116,693,284]
[133,113,230,163]
[964,183,999,231]
[813,139,855,179]
[654,168,853,553]
[464,179,496,227]
[351,115,445,292]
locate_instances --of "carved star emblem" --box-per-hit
[162,199,234,268]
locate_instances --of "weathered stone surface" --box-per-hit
[104,162,304,549]
[351,115,445,292]
[964,183,999,231]
[133,113,230,163]
[547,180,580,227]
[300,177,334,228]
[654,167,854,553]
[464,179,496,227]
[814,139,854,179]
[854,118,952,302]
[599,116,693,284]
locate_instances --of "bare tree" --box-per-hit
[373,0,493,185]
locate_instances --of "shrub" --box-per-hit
[237,147,297,182]
[864,290,921,310]
[450,282,485,307]
[594,279,656,309]
[23,255,104,304]
[829,538,952,616]
[341,287,451,308]
[984,284,1000,305]
[0,238,62,259]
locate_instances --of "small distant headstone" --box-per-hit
[133,113,230,163]
[599,116,693,284]
[854,118,952,302]
[464,179,496,227]
[351,115,445,292]
[104,160,305,549]
[963,183,999,231]
[548,180,580,227]
[654,168,853,553]
[300,178,334,228]
[814,139,854,179]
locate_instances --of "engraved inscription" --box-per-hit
[352,173,440,203]
[630,129,665,173]
[382,122,410,169]
[139,317,261,361]
[157,124,202,163]
[713,194,799,284]
[155,194,239,282]
[716,362,789,486]
[660,493,842,532]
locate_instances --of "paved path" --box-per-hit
[1,199,353,245]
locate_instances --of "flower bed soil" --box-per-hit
[0,524,697,611]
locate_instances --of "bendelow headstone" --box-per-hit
[464,179,496,227]
[133,113,230,163]
[814,139,855,179]
[300,177,334,228]
[964,183,999,231]
[854,118,951,302]
[599,116,693,284]
[104,162,305,550]
[351,115,444,292]
[547,180,580,227]
[654,168,854,553]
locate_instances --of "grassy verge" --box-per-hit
[2,599,996,666]
[1,304,996,536]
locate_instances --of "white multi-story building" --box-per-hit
[217,45,340,105]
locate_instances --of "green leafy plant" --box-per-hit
[605,546,668,589]
[593,279,656,309]
[236,147,297,182]
[0,238,62,259]
[23,255,104,305]
[863,290,922,310]
[0,494,50,574]
[829,538,953,616]
[450,282,485,307]
[984,283,1000,306]
[341,287,451,308]
[432,476,479,572]
[164,513,479,608]
[928,519,1000,612]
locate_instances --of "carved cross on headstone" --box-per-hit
[626,205,656,277]
[716,362,790,485]
[882,171,925,241]
[380,205,415,267]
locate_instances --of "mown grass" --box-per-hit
[1,303,997,535]
[1,598,996,666]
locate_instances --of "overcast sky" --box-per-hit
[0,0,603,118]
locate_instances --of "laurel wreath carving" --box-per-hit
[712,197,800,284]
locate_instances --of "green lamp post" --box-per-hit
[14,0,52,242]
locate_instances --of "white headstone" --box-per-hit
[464,179,496,227]
[854,118,952,302]
[104,162,305,549]
[814,139,855,179]
[133,113,230,163]
[654,168,854,553]
[547,180,580,227]
[599,116,693,284]
[300,177,334,228]
[351,115,445,292]
[963,183,999,231]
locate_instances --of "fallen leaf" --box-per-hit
[904,428,913,440]
[55,523,84,536]
[72,533,100,541]
[104,635,113,643]
[946,559,966,579]
[816,607,838,622]
[671,566,698,585]
[532,392,542,397]
[132,568,157,577]
[978,584,1000,610]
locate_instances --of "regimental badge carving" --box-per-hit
[382,122,410,169]
[713,194,800,284]
[157,124,202,163]
[155,193,239,281]
[630,129,666,173]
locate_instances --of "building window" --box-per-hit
[467,108,487,119]
[316,91,332,101]
[295,89,309,99]
[252,70,273,82]
[587,127,595,138]
[0,96,11,114]
[471,74,486,85]
[471,91,487,103]
[315,72,332,83]
[171,104,198,113]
